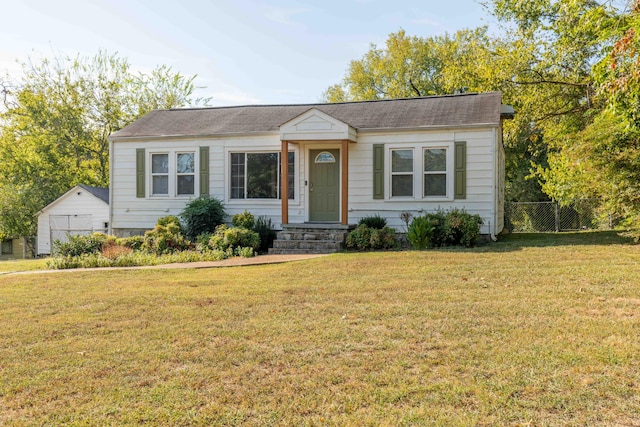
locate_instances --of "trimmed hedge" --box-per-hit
[408,209,483,249]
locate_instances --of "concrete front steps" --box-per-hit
[269,224,354,254]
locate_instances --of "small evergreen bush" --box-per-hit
[346,224,398,251]
[358,214,387,229]
[408,209,483,249]
[180,196,226,242]
[443,209,483,247]
[232,210,255,229]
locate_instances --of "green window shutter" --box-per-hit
[136,148,145,198]
[373,144,385,199]
[199,146,210,196]
[454,141,466,199]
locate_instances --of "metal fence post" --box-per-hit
[555,202,560,232]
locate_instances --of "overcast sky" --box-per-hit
[2,0,495,106]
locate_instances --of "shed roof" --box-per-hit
[110,92,506,139]
[78,184,109,204]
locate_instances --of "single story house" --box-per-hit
[37,184,110,256]
[108,92,513,251]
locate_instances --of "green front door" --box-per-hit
[309,149,340,222]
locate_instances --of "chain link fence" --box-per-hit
[506,199,614,233]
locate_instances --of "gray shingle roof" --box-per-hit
[110,92,504,139]
[78,184,109,204]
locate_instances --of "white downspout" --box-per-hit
[108,137,114,236]
[490,126,498,242]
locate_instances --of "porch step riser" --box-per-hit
[272,240,343,251]
[268,225,352,254]
[277,232,348,242]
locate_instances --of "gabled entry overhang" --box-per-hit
[279,108,357,142]
[279,109,355,226]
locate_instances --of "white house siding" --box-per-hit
[111,126,504,237]
[37,188,109,255]
[110,134,305,236]
[345,127,501,236]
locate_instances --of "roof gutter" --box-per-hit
[108,123,502,142]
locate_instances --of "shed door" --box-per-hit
[50,215,93,248]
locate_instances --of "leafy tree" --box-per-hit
[325,1,631,209]
[324,28,504,102]
[324,27,548,201]
[0,50,207,244]
[535,0,640,234]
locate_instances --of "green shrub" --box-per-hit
[408,210,483,249]
[180,196,226,242]
[346,224,372,250]
[115,235,144,251]
[253,216,277,253]
[232,210,255,229]
[346,224,398,251]
[443,209,483,247]
[46,249,228,270]
[235,247,255,258]
[142,217,191,255]
[157,215,183,232]
[209,225,260,254]
[53,232,113,257]
[195,232,214,252]
[358,214,387,229]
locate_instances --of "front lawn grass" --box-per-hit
[0,258,49,273]
[1,231,639,425]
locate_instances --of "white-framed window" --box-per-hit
[423,148,447,197]
[176,152,195,195]
[151,153,169,196]
[149,151,196,197]
[391,149,414,197]
[388,143,452,200]
[230,151,295,200]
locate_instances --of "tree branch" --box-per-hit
[514,79,590,87]
[409,78,422,96]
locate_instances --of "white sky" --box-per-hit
[2,0,495,106]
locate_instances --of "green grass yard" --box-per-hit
[1,232,639,425]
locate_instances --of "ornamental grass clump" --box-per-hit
[253,216,277,253]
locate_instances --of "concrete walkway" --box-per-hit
[1,254,328,276]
